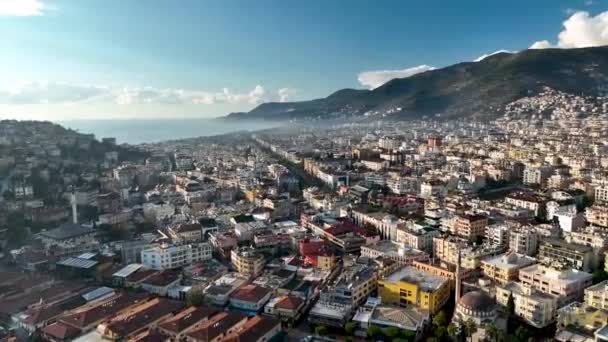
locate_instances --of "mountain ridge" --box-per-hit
[225,46,608,121]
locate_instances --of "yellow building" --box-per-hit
[378,266,450,314]
[244,188,263,203]
[317,254,336,271]
[231,247,265,278]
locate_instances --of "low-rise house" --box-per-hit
[352,303,429,340]
[167,222,203,243]
[185,311,248,342]
[264,295,305,321]
[157,306,217,341]
[37,223,99,256]
[58,292,150,334]
[222,316,282,342]
[97,298,183,341]
[229,284,272,314]
[203,273,248,306]
[141,270,182,296]
[41,322,81,342]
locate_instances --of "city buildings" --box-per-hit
[141,242,212,270]
[378,266,450,314]
[231,247,265,278]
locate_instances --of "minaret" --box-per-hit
[455,249,462,302]
[71,191,78,224]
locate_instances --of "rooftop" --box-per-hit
[230,284,271,303]
[482,252,536,269]
[382,266,448,291]
[157,306,217,334]
[38,223,96,241]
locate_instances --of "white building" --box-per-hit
[496,282,557,328]
[141,242,212,270]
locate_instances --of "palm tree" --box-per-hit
[464,319,477,342]
[486,322,500,342]
[447,323,460,342]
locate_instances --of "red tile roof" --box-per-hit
[230,285,271,303]
[157,306,217,334]
[222,316,281,342]
[275,295,304,312]
[41,322,80,340]
[186,312,248,342]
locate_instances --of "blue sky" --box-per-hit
[0,0,607,120]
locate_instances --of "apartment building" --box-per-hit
[452,214,488,238]
[505,192,546,217]
[141,242,212,270]
[322,264,379,307]
[231,246,265,278]
[586,205,608,228]
[360,240,429,266]
[481,252,536,285]
[496,282,557,328]
[538,238,593,272]
[508,226,539,256]
[584,280,608,310]
[518,264,593,307]
[378,266,450,314]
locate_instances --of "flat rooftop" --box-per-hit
[482,252,536,269]
[383,266,448,291]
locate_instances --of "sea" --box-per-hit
[59,119,282,145]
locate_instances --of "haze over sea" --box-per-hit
[58,119,282,145]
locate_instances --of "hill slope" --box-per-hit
[226,46,608,121]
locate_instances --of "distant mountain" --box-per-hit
[225,46,608,121]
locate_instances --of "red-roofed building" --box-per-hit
[222,316,282,342]
[41,322,80,342]
[185,312,248,342]
[229,285,272,314]
[264,295,305,321]
[157,306,217,340]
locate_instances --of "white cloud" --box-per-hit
[529,40,554,49]
[357,65,435,89]
[0,0,45,16]
[0,81,279,106]
[474,50,516,62]
[0,81,110,104]
[530,10,608,49]
[277,88,296,102]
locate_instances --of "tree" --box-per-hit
[594,270,608,284]
[433,310,447,328]
[506,293,515,317]
[315,325,329,336]
[344,322,357,335]
[401,330,417,342]
[98,223,130,242]
[469,234,484,246]
[447,323,460,342]
[514,326,530,342]
[5,212,27,247]
[367,325,383,340]
[486,323,500,342]
[384,326,401,340]
[463,319,477,342]
[186,291,204,307]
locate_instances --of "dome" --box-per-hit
[458,291,495,313]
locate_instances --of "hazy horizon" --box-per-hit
[2,0,608,121]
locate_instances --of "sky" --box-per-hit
[1,0,608,121]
